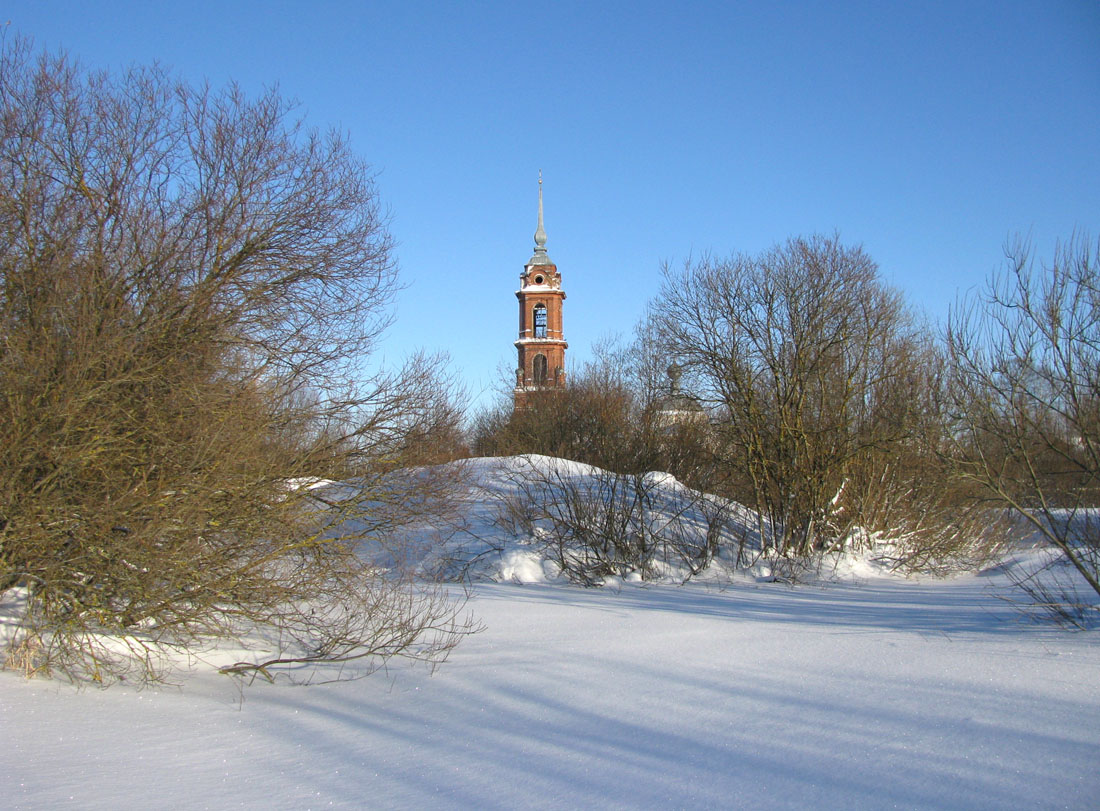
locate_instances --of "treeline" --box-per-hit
[472,234,1100,620]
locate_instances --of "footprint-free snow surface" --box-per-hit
[2,458,1098,809]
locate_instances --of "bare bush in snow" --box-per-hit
[0,39,474,684]
[945,235,1100,622]
[496,457,739,586]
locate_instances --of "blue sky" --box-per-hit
[11,1,1100,410]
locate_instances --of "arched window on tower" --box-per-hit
[533,304,547,338]
[533,353,548,385]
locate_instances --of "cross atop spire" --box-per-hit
[529,170,552,265]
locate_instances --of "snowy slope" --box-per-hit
[404,455,766,585]
[2,456,1098,809]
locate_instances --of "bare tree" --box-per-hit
[653,235,942,557]
[0,39,474,684]
[946,235,1100,623]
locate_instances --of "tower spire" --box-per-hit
[530,170,550,265]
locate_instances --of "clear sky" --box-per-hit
[10,1,1100,410]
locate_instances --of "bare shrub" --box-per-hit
[997,528,1099,630]
[496,457,736,586]
[945,235,1100,615]
[0,38,474,684]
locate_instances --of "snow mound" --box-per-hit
[322,455,1092,601]
[335,455,885,586]
[495,549,559,583]
[380,455,762,585]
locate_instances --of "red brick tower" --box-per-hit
[514,174,567,409]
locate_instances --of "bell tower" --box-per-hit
[514,173,567,409]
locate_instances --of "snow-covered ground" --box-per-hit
[2,457,1098,809]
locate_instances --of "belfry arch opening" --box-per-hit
[533,303,547,338]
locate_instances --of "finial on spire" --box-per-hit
[533,170,548,259]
